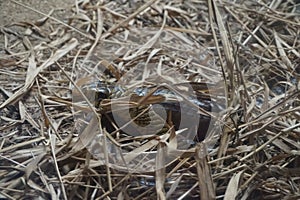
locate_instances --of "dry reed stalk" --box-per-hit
[0,0,299,199]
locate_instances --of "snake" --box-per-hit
[82,81,219,141]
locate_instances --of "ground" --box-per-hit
[0,0,299,199]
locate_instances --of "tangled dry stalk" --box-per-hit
[0,0,299,199]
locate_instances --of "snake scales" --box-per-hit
[83,81,219,141]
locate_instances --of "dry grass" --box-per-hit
[0,0,299,199]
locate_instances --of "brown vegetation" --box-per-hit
[0,0,299,199]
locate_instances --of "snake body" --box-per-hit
[86,81,215,141]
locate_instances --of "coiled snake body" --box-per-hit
[85,81,217,142]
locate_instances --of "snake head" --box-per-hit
[95,87,110,100]
[93,84,111,108]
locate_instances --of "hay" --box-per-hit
[0,0,299,199]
